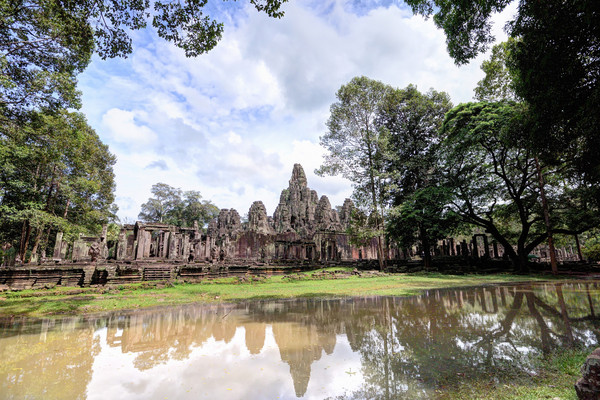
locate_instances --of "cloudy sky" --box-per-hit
[78,0,515,222]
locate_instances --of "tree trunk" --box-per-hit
[419,224,431,269]
[534,157,558,274]
[20,220,32,262]
[30,227,43,263]
[574,234,584,262]
[513,251,530,274]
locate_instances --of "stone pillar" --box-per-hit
[183,235,190,261]
[53,232,64,260]
[126,234,135,258]
[162,232,170,258]
[143,231,151,258]
[136,227,146,259]
[193,221,200,240]
[493,241,499,259]
[116,229,127,260]
[472,236,479,257]
[168,233,177,259]
[482,235,490,258]
[100,224,108,259]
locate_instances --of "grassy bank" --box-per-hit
[0,269,554,317]
[439,348,588,400]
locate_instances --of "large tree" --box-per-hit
[316,76,392,269]
[440,102,596,272]
[509,0,600,187]
[406,0,600,202]
[0,110,116,261]
[138,183,218,228]
[1,0,288,114]
[379,85,453,267]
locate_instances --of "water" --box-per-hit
[1,281,599,399]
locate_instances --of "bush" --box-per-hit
[582,242,600,261]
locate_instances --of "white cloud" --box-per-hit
[78,0,516,221]
[101,108,157,147]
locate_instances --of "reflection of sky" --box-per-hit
[3,282,599,399]
[86,325,363,400]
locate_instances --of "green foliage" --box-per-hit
[346,208,381,248]
[439,101,573,271]
[378,84,453,256]
[0,0,93,113]
[317,75,391,207]
[317,76,393,266]
[138,182,219,228]
[405,0,600,213]
[1,0,288,113]
[0,109,116,258]
[404,0,511,64]
[582,232,600,261]
[473,39,520,102]
[510,0,600,190]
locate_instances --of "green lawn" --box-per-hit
[0,270,552,317]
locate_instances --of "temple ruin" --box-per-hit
[62,163,383,265]
[0,164,584,289]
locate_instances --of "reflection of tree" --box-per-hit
[330,282,600,400]
[1,282,598,400]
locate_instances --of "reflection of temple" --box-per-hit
[272,321,338,396]
[2,282,599,399]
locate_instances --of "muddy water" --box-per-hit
[0,281,599,399]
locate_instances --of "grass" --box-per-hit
[0,269,552,317]
[438,348,589,400]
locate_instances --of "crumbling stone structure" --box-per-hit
[39,163,583,268]
[47,164,383,265]
[576,348,600,400]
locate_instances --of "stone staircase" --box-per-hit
[142,265,172,281]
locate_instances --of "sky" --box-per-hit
[78,0,516,223]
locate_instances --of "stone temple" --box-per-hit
[2,164,583,288]
[202,163,378,263]
[48,163,381,268]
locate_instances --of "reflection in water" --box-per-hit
[0,281,599,399]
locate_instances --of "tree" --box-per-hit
[406,0,600,201]
[138,183,183,224]
[1,0,288,114]
[379,85,453,267]
[316,76,392,269]
[180,190,219,228]
[474,39,600,273]
[0,109,116,261]
[404,0,512,65]
[440,102,596,272]
[509,0,600,188]
[138,183,218,228]
[473,39,519,102]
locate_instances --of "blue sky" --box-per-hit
[77,0,515,222]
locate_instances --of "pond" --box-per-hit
[1,281,599,399]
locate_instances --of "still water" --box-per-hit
[1,281,599,399]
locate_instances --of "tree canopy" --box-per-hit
[379,84,454,267]
[1,0,288,114]
[0,109,116,261]
[138,183,219,229]
[509,0,600,187]
[316,76,392,269]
